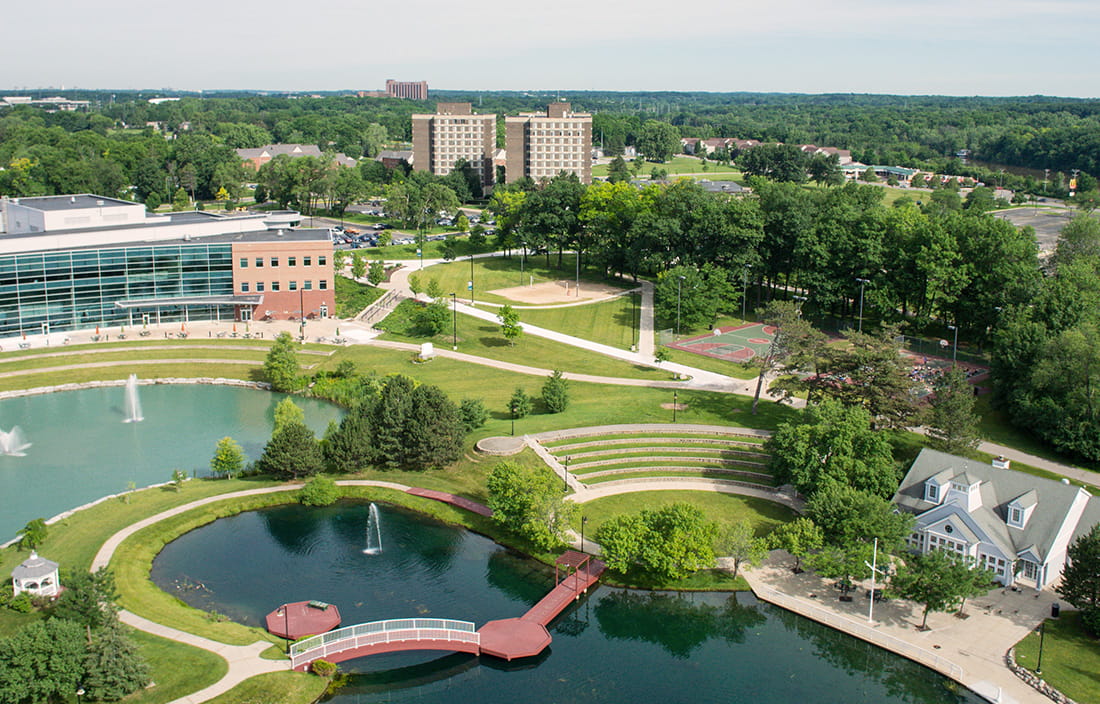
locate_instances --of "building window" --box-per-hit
[289,281,297,291]
[271,281,280,292]
[270,257,279,267]
[241,282,250,293]
[288,257,297,267]
[318,255,327,266]
[1009,506,1023,526]
[255,257,264,268]
[319,279,328,290]
[303,256,312,266]
[304,280,313,290]
[239,258,248,268]
[256,282,265,292]
[925,483,939,502]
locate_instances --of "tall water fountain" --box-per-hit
[0,426,31,456]
[123,374,144,423]
[363,503,383,555]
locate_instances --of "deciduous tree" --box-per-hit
[210,436,245,479]
[487,461,575,550]
[263,332,301,392]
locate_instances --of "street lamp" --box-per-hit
[676,275,686,337]
[416,246,423,270]
[947,324,959,365]
[298,287,306,342]
[673,389,679,423]
[76,688,85,704]
[469,253,475,305]
[581,515,588,553]
[511,407,515,436]
[450,293,457,350]
[1036,621,1046,676]
[742,265,752,321]
[855,277,870,333]
[792,294,807,317]
[520,240,526,286]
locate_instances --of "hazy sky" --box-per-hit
[5,0,1098,97]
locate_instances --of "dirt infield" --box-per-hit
[489,280,624,305]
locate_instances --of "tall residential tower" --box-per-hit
[411,103,496,188]
[505,102,592,184]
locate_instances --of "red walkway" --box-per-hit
[405,488,493,517]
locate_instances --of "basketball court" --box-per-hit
[667,323,776,362]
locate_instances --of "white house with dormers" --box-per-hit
[892,448,1100,590]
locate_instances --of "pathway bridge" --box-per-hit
[290,618,479,671]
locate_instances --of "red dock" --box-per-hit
[266,600,341,640]
[478,551,606,660]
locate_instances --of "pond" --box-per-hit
[0,384,341,540]
[152,502,982,704]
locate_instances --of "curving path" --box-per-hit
[0,345,332,365]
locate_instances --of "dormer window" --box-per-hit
[925,482,940,503]
[1008,507,1024,527]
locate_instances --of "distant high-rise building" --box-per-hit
[411,103,496,188]
[385,80,428,100]
[505,102,592,185]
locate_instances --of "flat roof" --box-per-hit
[2,227,331,256]
[6,194,139,211]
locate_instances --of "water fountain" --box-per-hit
[123,374,144,423]
[0,426,31,456]
[363,503,383,555]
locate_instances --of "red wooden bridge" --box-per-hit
[291,551,605,670]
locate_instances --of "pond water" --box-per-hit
[0,384,341,540]
[152,502,982,704]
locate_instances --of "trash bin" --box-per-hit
[1052,602,1061,618]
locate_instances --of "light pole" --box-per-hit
[575,245,581,297]
[450,293,457,350]
[76,688,85,704]
[416,246,423,270]
[673,389,679,423]
[792,294,807,316]
[298,287,305,342]
[864,538,884,623]
[469,254,475,305]
[676,275,686,337]
[947,324,959,365]
[632,292,639,351]
[1036,621,1046,675]
[520,240,526,286]
[581,515,588,553]
[742,265,752,321]
[510,407,515,436]
[855,277,870,333]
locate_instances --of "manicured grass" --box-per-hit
[574,490,794,539]
[591,156,742,179]
[1014,613,1100,704]
[377,301,674,381]
[0,348,274,374]
[548,440,768,454]
[358,234,497,260]
[975,395,1098,473]
[542,433,768,448]
[126,630,229,704]
[570,456,767,471]
[411,253,632,306]
[518,293,641,350]
[581,471,774,485]
[204,672,327,704]
[334,274,385,318]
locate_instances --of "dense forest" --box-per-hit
[1,91,1099,202]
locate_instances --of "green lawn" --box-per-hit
[126,630,229,704]
[574,490,794,539]
[1014,613,1100,704]
[377,301,672,381]
[357,233,496,260]
[975,396,1098,473]
[517,294,641,350]
[205,672,327,704]
[412,253,632,306]
[582,470,774,485]
[592,155,742,179]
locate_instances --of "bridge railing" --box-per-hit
[290,618,478,668]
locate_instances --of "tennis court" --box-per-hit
[667,323,775,362]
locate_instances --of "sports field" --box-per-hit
[667,323,775,361]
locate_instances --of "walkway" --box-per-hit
[743,550,1053,704]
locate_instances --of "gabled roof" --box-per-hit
[11,552,58,580]
[1010,490,1038,509]
[894,448,1095,563]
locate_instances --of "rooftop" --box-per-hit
[5,194,138,211]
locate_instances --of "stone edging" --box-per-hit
[0,376,268,400]
[1005,646,1079,704]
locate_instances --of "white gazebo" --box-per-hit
[11,551,60,597]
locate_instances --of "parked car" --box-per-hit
[344,228,360,235]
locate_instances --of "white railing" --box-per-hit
[290,618,478,668]
[753,585,964,680]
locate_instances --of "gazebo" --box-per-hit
[11,551,60,598]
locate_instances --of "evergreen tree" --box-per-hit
[368,376,415,468]
[48,568,118,630]
[258,421,323,480]
[81,620,151,701]
[459,398,489,432]
[323,402,373,472]
[404,384,465,469]
[541,369,570,413]
[509,388,533,418]
[263,332,301,392]
[1058,524,1100,634]
[607,156,632,184]
[926,367,981,454]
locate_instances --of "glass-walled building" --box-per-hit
[0,194,331,337]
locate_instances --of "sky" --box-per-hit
[4,0,1099,97]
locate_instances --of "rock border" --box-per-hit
[0,376,269,400]
[1005,646,1079,704]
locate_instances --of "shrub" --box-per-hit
[311,659,338,677]
[300,476,341,506]
[8,593,33,613]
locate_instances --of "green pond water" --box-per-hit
[0,384,341,540]
[152,502,982,704]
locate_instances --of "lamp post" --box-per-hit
[673,389,679,423]
[676,275,686,337]
[575,245,580,297]
[947,324,959,365]
[450,293,457,350]
[792,294,807,315]
[282,603,290,645]
[520,240,526,286]
[511,407,515,436]
[632,292,639,351]
[298,287,305,342]
[742,265,752,321]
[469,255,475,304]
[855,277,870,332]
[76,688,85,704]
[1036,621,1046,675]
[581,515,588,553]
[416,246,423,270]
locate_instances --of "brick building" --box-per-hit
[411,103,496,188]
[385,80,428,100]
[504,102,592,184]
